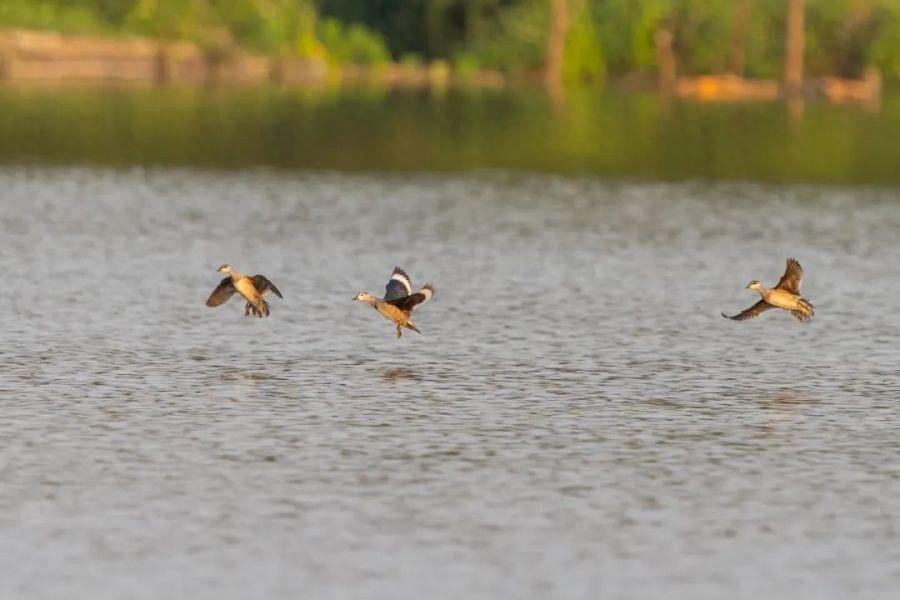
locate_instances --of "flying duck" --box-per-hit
[722,258,814,322]
[353,266,435,338]
[206,264,283,318]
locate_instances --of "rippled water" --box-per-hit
[1,168,899,599]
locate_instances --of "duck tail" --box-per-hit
[792,298,814,322]
[799,297,815,316]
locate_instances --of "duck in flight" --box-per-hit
[722,258,814,322]
[206,264,283,318]
[353,266,435,338]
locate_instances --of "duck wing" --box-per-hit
[206,277,236,307]
[384,266,413,300]
[775,258,804,294]
[251,275,283,299]
[722,300,773,321]
[387,284,435,312]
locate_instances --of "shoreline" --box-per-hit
[0,28,505,89]
[0,28,883,107]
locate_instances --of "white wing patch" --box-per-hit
[416,284,435,306]
[385,266,413,299]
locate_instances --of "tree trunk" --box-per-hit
[545,0,569,91]
[728,0,751,76]
[785,0,805,95]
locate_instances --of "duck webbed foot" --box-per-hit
[244,301,270,317]
[396,325,402,339]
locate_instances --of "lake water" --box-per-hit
[1,166,898,599]
[1,85,900,184]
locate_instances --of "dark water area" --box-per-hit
[1,85,899,184]
[1,168,899,598]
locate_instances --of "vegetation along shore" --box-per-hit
[1,1,898,102]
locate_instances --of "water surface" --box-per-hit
[1,86,900,184]
[1,168,899,599]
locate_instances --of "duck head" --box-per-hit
[217,264,235,275]
[353,292,377,303]
[745,280,764,292]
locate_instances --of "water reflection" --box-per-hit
[382,367,418,381]
[765,391,816,407]
[0,86,899,184]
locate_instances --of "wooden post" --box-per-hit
[545,0,569,91]
[655,27,676,94]
[785,0,805,96]
[154,46,168,85]
[863,67,882,112]
[0,34,10,80]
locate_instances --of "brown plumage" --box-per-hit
[353,266,435,338]
[722,258,815,322]
[205,265,283,318]
[775,257,804,295]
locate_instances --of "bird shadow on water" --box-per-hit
[755,391,819,435]
[764,391,817,407]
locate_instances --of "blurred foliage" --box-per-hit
[0,2,114,34]
[563,6,605,85]
[466,1,550,73]
[2,1,900,80]
[319,18,390,65]
[319,0,900,80]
